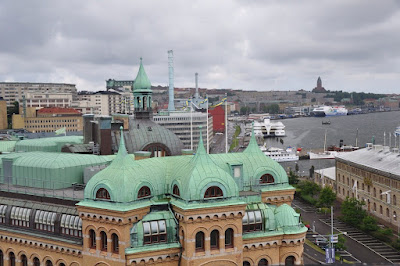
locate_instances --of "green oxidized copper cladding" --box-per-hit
[133,57,152,93]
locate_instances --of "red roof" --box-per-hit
[37,107,81,114]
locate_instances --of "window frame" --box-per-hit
[204,186,223,199]
[260,174,274,184]
[138,186,151,199]
[195,231,205,252]
[96,188,111,200]
[210,230,220,250]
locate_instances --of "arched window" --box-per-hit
[0,250,3,266]
[112,233,119,253]
[33,257,40,266]
[380,205,383,214]
[380,190,383,200]
[195,231,205,251]
[59,264,65,266]
[89,229,96,248]
[21,254,28,266]
[46,261,53,266]
[96,188,110,200]
[258,258,268,266]
[204,186,223,198]
[138,186,151,198]
[285,256,296,265]
[394,195,397,206]
[374,203,376,211]
[225,228,234,248]
[101,231,107,251]
[260,174,274,184]
[173,185,180,196]
[210,230,219,250]
[243,262,251,266]
[9,252,15,266]
[394,211,397,221]
[386,208,390,217]
[374,188,376,197]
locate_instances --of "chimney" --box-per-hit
[168,50,175,111]
[83,114,95,144]
[99,116,112,155]
[195,73,199,99]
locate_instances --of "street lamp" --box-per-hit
[394,214,399,238]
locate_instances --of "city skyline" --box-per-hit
[1,1,400,93]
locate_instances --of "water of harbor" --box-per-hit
[268,111,400,174]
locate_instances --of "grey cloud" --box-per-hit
[0,0,400,93]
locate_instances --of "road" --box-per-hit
[293,197,391,264]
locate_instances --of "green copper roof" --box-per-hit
[0,152,112,189]
[80,126,292,211]
[0,141,17,152]
[15,136,83,152]
[173,128,239,201]
[84,127,141,203]
[133,58,152,93]
[274,203,305,234]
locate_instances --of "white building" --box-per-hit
[22,91,73,109]
[77,90,134,116]
[153,111,213,151]
[0,82,77,106]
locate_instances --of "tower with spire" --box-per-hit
[312,76,326,93]
[133,57,153,119]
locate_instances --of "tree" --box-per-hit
[297,181,320,196]
[240,106,248,115]
[309,165,315,178]
[340,198,366,227]
[288,170,299,185]
[360,215,378,232]
[336,234,347,251]
[318,187,336,207]
[7,101,19,128]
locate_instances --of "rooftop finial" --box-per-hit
[140,57,143,63]
[117,126,128,157]
[244,121,262,154]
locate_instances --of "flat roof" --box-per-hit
[315,167,336,181]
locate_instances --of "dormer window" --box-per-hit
[173,185,180,196]
[138,186,151,198]
[96,188,110,200]
[143,220,167,244]
[260,174,274,184]
[242,210,263,232]
[204,186,223,199]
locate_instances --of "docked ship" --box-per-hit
[246,118,285,138]
[312,106,348,117]
[260,145,299,162]
[309,150,338,160]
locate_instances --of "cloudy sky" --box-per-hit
[1,1,400,93]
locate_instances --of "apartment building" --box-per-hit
[0,82,77,106]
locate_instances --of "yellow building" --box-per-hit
[0,97,7,130]
[336,144,400,230]
[12,107,83,133]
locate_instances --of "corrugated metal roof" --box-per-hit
[336,148,400,177]
[15,136,83,152]
[0,141,17,152]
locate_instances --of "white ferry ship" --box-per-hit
[246,118,285,138]
[312,106,348,117]
[259,145,299,162]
